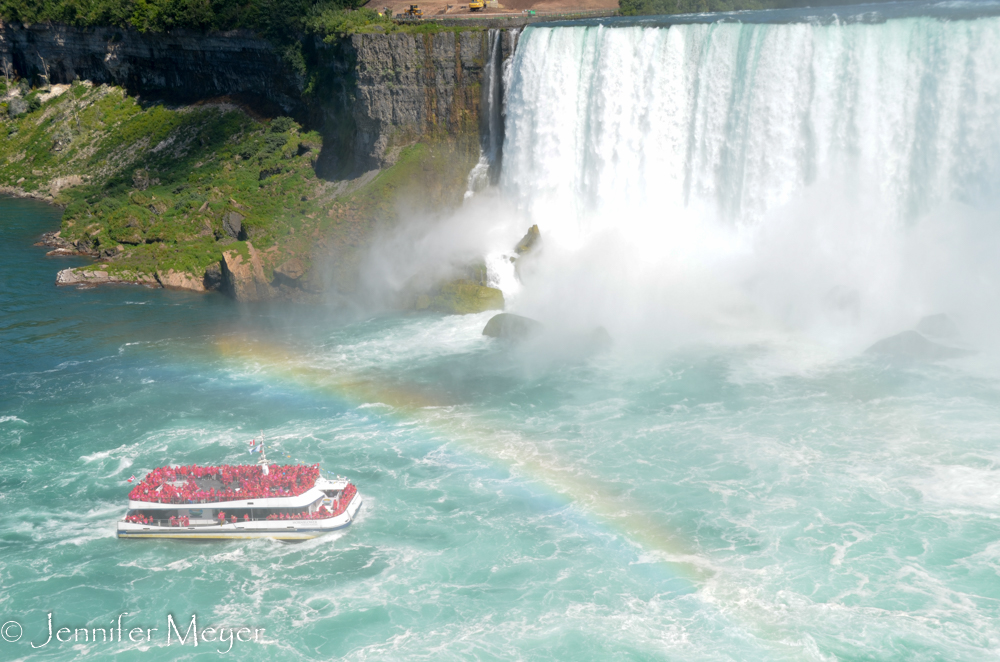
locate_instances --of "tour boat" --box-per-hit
[117,450,361,541]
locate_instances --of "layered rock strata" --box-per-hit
[0,22,302,114]
[1,22,512,171]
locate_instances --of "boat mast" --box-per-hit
[257,429,269,474]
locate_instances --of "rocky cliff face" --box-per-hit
[3,21,518,304]
[0,21,513,172]
[220,243,275,302]
[0,21,304,114]
[311,30,511,173]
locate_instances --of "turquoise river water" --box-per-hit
[4,1,1000,660]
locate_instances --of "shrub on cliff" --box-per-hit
[0,0,366,35]
[6,98,28,117]
[106,205,152,245]
[305,7,390,40]
[270,116,297,134]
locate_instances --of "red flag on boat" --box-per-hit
[127,475,135,483]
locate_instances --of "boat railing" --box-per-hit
[122,485,358,527]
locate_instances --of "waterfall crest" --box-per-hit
[502,18,1000,230]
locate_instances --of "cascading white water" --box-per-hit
[503,17,1000,228]
[497,15,1000,350]
[465,29,502,197]
[468,28,525,302]
[467,28,520,197]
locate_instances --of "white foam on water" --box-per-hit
[912,465,1000,511]
[485,250,520,301]
[305,312,498,375]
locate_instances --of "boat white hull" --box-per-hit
[117,493,362,541]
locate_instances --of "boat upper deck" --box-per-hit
[128,463,323,506]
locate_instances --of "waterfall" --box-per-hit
[466,29,525,302]
[502,17,1000,228]
[467,28,520,197]
[495,12,1000,344]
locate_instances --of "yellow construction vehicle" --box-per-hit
[469,0,484,10]
[403,4,422,17]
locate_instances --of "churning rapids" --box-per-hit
[3,1,1000,659]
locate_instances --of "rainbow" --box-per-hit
[214,334,709,577]
[208,333,816,659]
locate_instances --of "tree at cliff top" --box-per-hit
[0,81,478,298]
[2,1,477,78]
[0,0,363,34]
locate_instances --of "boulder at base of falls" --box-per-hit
[483,313,544,340]
[915,313,960,340]
[514,225,540,254]
[512,225,542,282]
[865,330,975,361]
[422,280,504,315]
[588,326,613,352]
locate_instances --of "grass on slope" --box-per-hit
[0,81,477,288]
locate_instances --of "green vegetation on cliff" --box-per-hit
[1,0,478,42]
[0,0,363,35]
[0,82,478,293]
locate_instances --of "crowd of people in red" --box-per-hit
[265,508,332,521]
[125,513,190,526]
[128,463,321,504]
[124,514,154,524]
[251,483,357,522]
[123,470,357,527]
[337,483,357,514]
